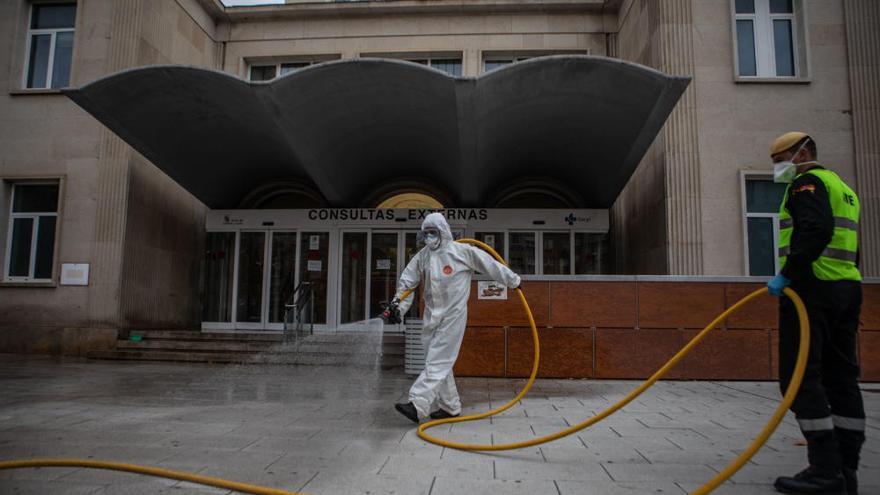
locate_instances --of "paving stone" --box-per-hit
[0,354,876,495]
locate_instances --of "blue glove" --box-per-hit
[767,274,791,297]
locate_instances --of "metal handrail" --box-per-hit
[283,281,314,344]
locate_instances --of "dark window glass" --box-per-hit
[474,232,505,262]
[8,218,34,277]
[268,233,298,324]
[430,59,462,77]
[542,233,571,275]
[249,65,276,81]
[575,233,609,275]
[279,62,310,75]
[340,232,368,324]
[298,232,329,324]
[236,232,265,323]
[26,34,51,88]
[735,0,755,13]
[769,0,793,13]
[748,217,775,276]
[34,216,56,279]
[485,60,512,72]
[31,4,76,29]
[509,232,536,274]
[13,184,59,213]
[736,20,757,76]
[746,179,787,213]
[202,232,236,322]
[51,31,74,88]
[773,19,795,76]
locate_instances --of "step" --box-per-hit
[87,349,404,367]
[115,340,404,356]
[127,330,283,342]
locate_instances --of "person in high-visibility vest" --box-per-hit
[767,132,865,495]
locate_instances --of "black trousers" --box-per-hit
[778,279,865,471]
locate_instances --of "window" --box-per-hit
[733,0,801,78]
[24,3,76,89]
[5,182,60,281]
[407,58,462,77]
[575,233,609,275]
[248,61,318,81]
[742,175,787,275]
[484,56,533,73]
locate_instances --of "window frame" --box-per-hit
[740,171,784,276]
[731,0,810,82]
[3,180,62,283]
[22,2,77,90]
[481,50,589,74]
[246,56,339,81]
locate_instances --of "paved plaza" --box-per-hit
[0,354,877,495]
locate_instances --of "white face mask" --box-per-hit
[425,233,441,250]
[773,140,811,183]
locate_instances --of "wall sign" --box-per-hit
[307,260,322,272]
[477,281,507,300]
[376,259,392,270]
[60,263,89,286]
[309,235,320,250]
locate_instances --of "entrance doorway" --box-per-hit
[337,230,421,332]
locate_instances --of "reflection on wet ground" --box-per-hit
[1,354,877,494]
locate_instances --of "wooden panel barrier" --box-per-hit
[452,280,880,381]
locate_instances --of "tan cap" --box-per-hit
[770,131,810,155]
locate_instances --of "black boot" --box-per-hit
[774,466,846,494]
[841,468,857,495]
[394,402,419,423]
[429,409,460,420]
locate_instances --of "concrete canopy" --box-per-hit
[65,56,689,209]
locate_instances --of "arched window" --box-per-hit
[238,180,327,209]
[376,193,443,209]
[490,177,584,209]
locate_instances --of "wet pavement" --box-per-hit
[0,354,877,494]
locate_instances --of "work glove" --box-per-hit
[767,274,791,297]
[381,299,402,324]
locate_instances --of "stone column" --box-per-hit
[652,0,704,275]
[844,0,880,277]
[87,0,143,327]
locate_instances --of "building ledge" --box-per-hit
[9,88,66,96]
[0,281,57,288]
[214,0,616,20]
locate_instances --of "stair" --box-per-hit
[87,329,405,368]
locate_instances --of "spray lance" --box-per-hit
[380,298,403,324]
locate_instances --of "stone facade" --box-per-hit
[0,0,877,355]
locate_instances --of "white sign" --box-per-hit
[60,263,89,286]
[376,259,392,270]
[309,235,320,250]
[477,281,507,300]
[484,235,495,248]
[307,260,322,272]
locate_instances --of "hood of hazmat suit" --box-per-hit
[393,212,521,418]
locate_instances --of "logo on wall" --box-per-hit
[564,213,592,226]
[223,215,243,225]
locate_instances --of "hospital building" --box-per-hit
[0,0,877,380]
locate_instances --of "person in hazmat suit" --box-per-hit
[385,212,521,423]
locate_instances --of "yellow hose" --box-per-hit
[413,239,810,495]
[0,238,809,495]
[0,458,302,495]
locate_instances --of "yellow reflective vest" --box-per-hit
[778,168,860,281]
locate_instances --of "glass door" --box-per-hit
[370,232,400,329]
[403,232,422,318]
[339,231,368,325]
[236,231,268,327]
[267,232,297,325]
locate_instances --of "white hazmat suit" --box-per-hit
[395,213,521,419]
